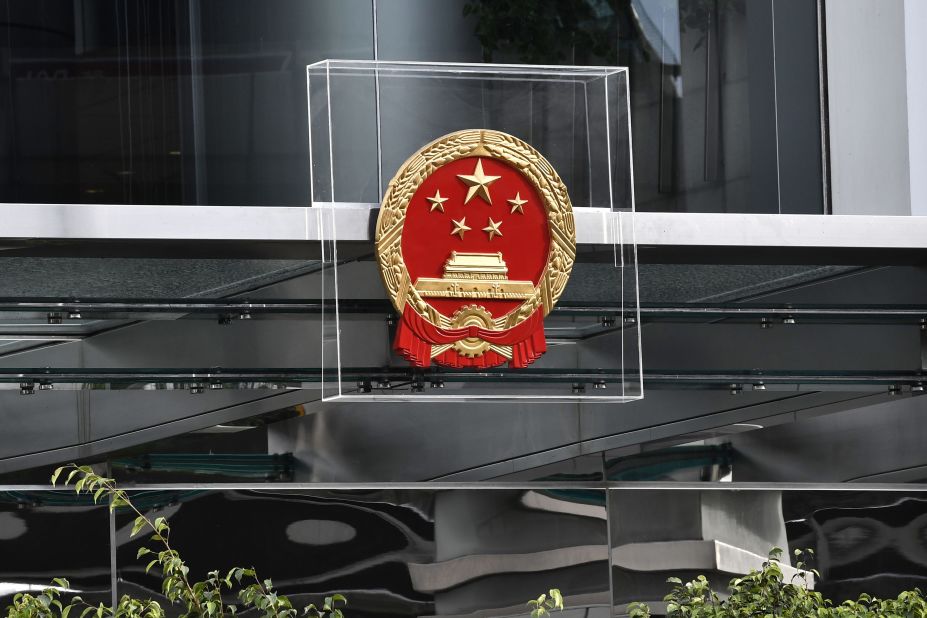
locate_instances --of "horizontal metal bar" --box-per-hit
[3,204,927,252]
[0,335,82,341]
[0,299,924,322]
[2,368,923,388]
[5,481,927,492]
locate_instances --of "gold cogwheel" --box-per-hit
[450,305,494,358]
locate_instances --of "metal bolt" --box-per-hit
[430,380,445,389]
[623,316,637,325]
[209,382,224,390]
[376,379,391,390]
[571,383,585,394]
[753,382,766,391]
[760,317,771,329]
[411,381,424,393]
[782,316,796,325]
[912,382,925,393]
[356,381,372,393]
[47,313,63,325]
[730,383,743,395]
[889,384,902,396]
[189,384,205,395]
[238,311,252,320]
[601,316,615,328]
[386,315,396,327]
[20,382,35,396]
[593,381,607,390]
[38,382,54,391]
[67,311,82,320]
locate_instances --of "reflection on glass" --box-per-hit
[443,0,824,214]
[610,489,927,613]
[6,487,927,615]
[785,492,927,602]
[604,445,732,482]
[1,0,822,213]
[112,488,610,616]
[0,0,374,206]
[609,489,795,613]
[0,490,111,609]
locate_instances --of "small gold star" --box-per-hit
[451,217,471,239]
[426,189,449,213]
[457,159,501,205]
[482,218,503,240]
[508,192,528,214]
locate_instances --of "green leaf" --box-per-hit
[131,516,147,537]
[51,468,63,486]
[549,588,563,610]
[153,516,166,532]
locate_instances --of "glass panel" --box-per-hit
[375,0,826,214]
[195,0,374,206]
[610,489,927,613]
[0,0,823,212]
[0,1,185,204]
[0,490,111,609]
[6,485,927,617]
[114,488,611,616]
[0,0,374,206]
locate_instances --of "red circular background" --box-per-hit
[400,156,551,319]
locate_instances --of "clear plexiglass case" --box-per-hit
[308,60,641,402]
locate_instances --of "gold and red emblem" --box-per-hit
[375,129,576,369]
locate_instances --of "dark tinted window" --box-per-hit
[0,0,823,213]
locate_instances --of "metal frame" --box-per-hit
[3,369,924,390]
[1,300,925,322]
[6,481,927,491]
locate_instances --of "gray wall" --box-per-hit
[826,0,914,215]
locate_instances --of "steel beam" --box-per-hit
[2,204,927,262]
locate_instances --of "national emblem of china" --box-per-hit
[375,129,576,369]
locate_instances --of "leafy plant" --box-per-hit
[628,547,927,618]
[8,578,162,618]
[527,589,563,618]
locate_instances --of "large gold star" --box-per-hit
[507,192,528,214]
[426,189,449,212]
[450,217,471,240]
[457,159,501,205]
[482,217,503,240]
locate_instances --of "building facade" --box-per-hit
[0,1,926,616]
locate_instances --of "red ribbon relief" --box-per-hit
[394,305,547,369]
